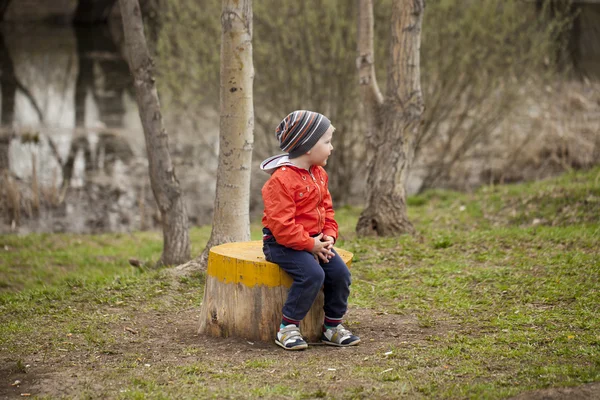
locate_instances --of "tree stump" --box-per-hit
[198,241,353,342]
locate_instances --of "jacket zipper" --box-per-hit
[309,168,323,230]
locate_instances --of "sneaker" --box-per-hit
[275,324,308,350]
[321,324,361,347]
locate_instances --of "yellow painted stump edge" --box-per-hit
[207,241,353,288]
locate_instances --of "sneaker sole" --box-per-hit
[275,339,308,351]
[321,338,361,347]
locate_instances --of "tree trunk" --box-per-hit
[119,0,190,266]
[182,0,254,273]
[198,241,353,342]
[355,0,424,237]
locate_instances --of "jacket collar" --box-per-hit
[260,154,312,175]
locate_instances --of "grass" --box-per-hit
[0,227,210,292]
[1,167,599,399]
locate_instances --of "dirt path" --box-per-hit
[1,307,598,399]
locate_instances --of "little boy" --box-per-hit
[260,110,360,350]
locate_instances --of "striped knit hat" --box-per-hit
[276,110,331,159]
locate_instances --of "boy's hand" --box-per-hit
[322,235,335,259]
[311,233,334,263]
[322,235,334,246]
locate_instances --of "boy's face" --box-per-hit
[307,126,334,167]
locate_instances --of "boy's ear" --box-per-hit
[306,151,311,154]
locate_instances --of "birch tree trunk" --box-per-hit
[119,0,190,266]
[187,0,254,272]
[356,0,425,236]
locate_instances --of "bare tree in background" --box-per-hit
[119,0,190,266]
[177,0,254,273]
[200,0,254,262]
[355,0,425,236]
[414,0,571,192]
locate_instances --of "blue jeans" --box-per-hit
[262,228,351,321]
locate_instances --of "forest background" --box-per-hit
[155,0,598,210]
[0,0,599,233]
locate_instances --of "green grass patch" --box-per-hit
[1,167,599,399]
[0,226,211,293]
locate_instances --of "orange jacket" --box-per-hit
[262,164,338,251]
